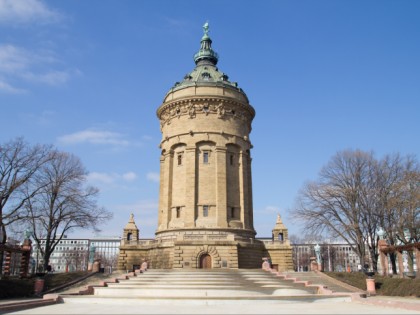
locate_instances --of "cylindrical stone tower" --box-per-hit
[156,23,256,241]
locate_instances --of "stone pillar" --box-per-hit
[239,150,249,229]
[159,151,173,230]
[20,239,32,278]
[184,146,196,227]
[157,154,166,229]
[34,278,45,296]
[3,251,11,276]
[366,278,376,295]
[397,250,404,277]
[215,146,227,228]
[378,240,388,276]
[92,260,100,272]
[247,152,254,230]
[310,256,319,271]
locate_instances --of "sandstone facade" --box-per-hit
[118,23,293,271]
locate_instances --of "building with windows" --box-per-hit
[291,243,361,272]
[31,236,121,273]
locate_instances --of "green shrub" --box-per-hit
[0,271,89,299]
[0,278,35,299]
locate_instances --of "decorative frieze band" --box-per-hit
[157,98,255,130]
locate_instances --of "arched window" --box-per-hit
[127,232,132,241]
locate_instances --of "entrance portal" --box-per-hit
[200,254,212,269]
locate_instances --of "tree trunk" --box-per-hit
[0,224,6,274]
[389,253,398,274]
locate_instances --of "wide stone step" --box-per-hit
[92,287,315,297]
[63,295,352,306]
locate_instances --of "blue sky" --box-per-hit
[1,0,419,239]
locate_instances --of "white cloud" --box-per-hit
[58,129,131,146]
[87,171,138,185]
[0,45,27,73]
[22,70,70,85]
[122,172,137,182]
[0,79,26,94]
[86,172,116,185]
[0,0,61,24]
[146,172,160,183]
[0,44,78,92]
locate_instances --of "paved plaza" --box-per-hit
[5,296,420,314]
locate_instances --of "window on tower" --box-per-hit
[177,153,183,165]
[230,154,234,165]
[203,205,209,217]
[203,152,209,164]
[176,207,181,218]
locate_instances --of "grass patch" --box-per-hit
[325,272,420,297]
[0,271,90,299]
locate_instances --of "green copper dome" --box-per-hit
[166,22,248,102]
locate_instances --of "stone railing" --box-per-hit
[258,238,290,246]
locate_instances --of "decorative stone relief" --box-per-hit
[158,99,254,128]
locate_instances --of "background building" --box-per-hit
[31,236,121,273]
[291,243,361,272]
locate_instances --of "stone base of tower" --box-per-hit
[118,238,293,271]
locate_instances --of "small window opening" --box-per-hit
[203,205,209,217]
[230,207,235,218]
[176,207,181,218]
[203,152,209,164]
[230,154,234,165]
[278,233,284,241]
[127,233,132,241]
[177,154,182,165]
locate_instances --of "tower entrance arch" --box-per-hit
[200,254,212,269]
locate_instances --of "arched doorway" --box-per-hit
[200,254,212,269]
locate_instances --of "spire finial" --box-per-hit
[194,21,219,65]
[203,21,209,36]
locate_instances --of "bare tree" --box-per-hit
[24,151,113,271]
[0,138,51,271]
[62,247,88,272]
[291,150,420,272]
[291,150,380,270]
[377,154,420,273]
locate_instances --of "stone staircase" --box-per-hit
[279,271,361,293]
[60,269,357,305]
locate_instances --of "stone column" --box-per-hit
[215,146,227,228]
[20,239,32,278]
[378,240,388,276]
[247,152,254,230]
[162,151,174,229]
[184,146,197,227]
[157,154,166,229]
[239,150,249,229]
[397,250,404,277]
[3,251,11,276]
